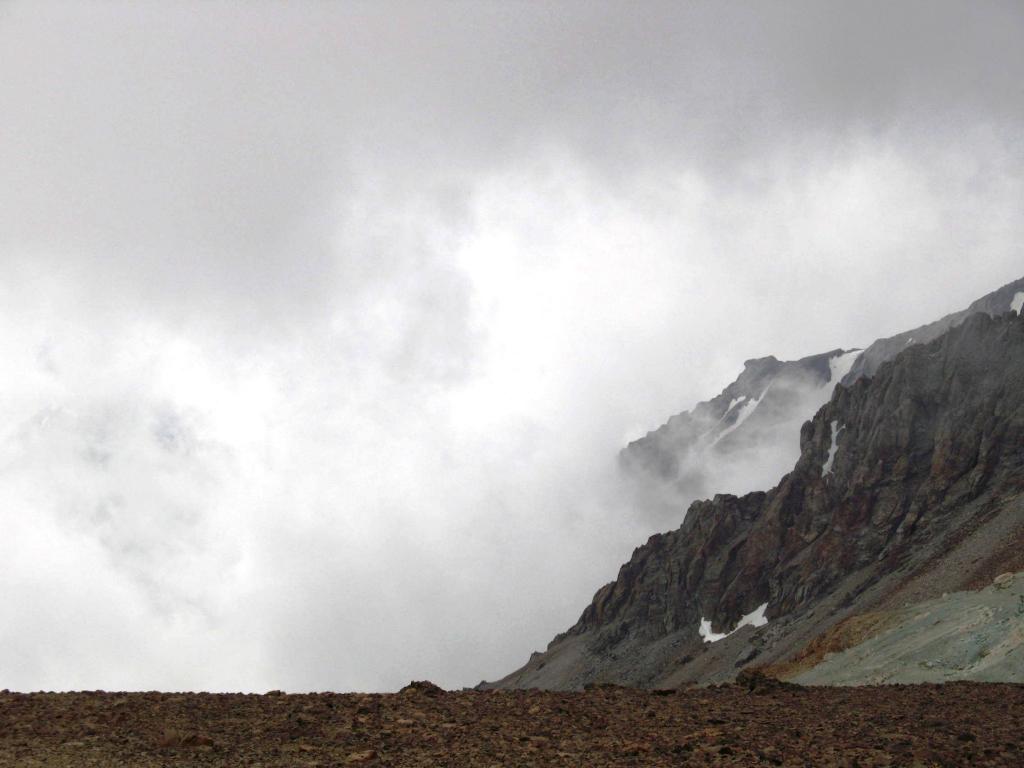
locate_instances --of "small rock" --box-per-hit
[993,573,1015,589]
[157,728,182,748]
[735,668,798,694]
[183,733,215,748]
[399,680,444,696]
[345,749,378,763]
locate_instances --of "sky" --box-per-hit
[1,1,1022,692]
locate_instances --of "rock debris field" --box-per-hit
[2,677,1023,767]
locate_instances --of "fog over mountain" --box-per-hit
[1,1,1022,692]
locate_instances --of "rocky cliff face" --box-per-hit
[842,275,1024,384]
[491,309,1024,690]
[620,349,856,522]
[621,276,1024,524]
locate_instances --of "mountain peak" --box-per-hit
[489,277,1024,691]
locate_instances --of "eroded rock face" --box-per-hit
[620,349,851,521]
[842,275,1024,384]
[620,276,1024,526]
[493,311,1024,690]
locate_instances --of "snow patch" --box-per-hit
[698,617,729,643]
[828,349,861,385]
[711,386,770,446]
[697,397,747,441]
[699,602,770,644]
[806,350,862,413]
[1011,292,1024,315]
[822,419,843,477]
[740,602,769,630]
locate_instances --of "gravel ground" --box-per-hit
[2,679,1023,766]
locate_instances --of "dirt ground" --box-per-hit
[1,679,1022,767]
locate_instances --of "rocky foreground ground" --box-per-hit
[2,678,1023,767]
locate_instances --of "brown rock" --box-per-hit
[345,749,378,763]
[399,680,444,696]
[736,668,801,694]
[156,727,182,748]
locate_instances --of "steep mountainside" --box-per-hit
[491,309,1024,690]
[622,276,1024,521]
[621,348,858,517]
[843,276,1024,383]
[790,570,1024,686]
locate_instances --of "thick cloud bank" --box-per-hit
[0,2,1022,691]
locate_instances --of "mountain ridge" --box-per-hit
[488,279,1024,691]
[621,276,1024,523]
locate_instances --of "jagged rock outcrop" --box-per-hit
[624,350,848,477]
[621,349,857,517]
[621,276,1024,523]
[842,275,1024,384]
[490,309,1024,690]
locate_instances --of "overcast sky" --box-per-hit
[1,1,1022,692]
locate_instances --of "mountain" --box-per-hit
[489,279,1024,690]
[842,276,1024,384]
[621,277,1024,523]
[620,348,859,520]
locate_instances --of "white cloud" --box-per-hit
[0,2,1022,692]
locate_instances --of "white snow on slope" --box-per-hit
[1012,292,1024,315]
[739,602,769,630]
[822,419,842,477]
[801,350,863,414]
[698,617,730,643]
[697,396,746,442]
[698,602,770,644]
[706,350,859,451]
[724,397,743,414]
[828,349,862,386]
[711,386,770,446]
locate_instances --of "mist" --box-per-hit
[1,1,1023,692]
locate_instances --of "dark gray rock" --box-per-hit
[842,275,1024,384]
[620,276,1024,526]
[621,348,855,522]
